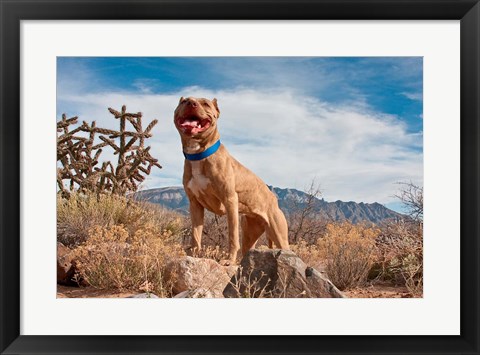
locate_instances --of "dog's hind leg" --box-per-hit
[265,209,290,250]
[241,215,265,256]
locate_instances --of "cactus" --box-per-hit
[57,106,162,197]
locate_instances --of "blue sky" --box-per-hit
[57,57,423,212]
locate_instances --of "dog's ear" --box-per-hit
[179,97,185,104]
[212,98,220,116]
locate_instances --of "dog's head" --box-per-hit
[174,97,220,137]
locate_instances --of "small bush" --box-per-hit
[57,191,187,247]
[227,267,273,298]
[376,220,423,296]
[72,224,185,296]
[57,191,188,296]
[317,222,379,290]
[193,246,230,263]
[290,240,323,269]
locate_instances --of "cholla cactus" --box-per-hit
[57,105,161,197]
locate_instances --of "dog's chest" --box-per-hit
[187,162,211,197]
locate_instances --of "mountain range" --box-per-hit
[133,186,404,224]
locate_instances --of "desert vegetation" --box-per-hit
[58,187,423,298]
[57,106,423,298]
[57,106,161,197]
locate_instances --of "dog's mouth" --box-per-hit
[176,115,211,135]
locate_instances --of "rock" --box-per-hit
[164,256,237,297]
[223,249,345,298]
[173,288,218,298]
[128,293,160,298]
[57,242,78,286]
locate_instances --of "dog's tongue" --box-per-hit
[180,119,199,128]
[180,119,210,134]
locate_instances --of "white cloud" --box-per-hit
[402,91,423,101]
[132,79,162,94]
[58,88,423,204]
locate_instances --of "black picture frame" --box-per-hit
[1,1,479,354]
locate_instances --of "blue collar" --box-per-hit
[183,140,221,161]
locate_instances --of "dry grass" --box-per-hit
[290,219,423,296]
[57,190,423,298]
[316,222,379,290]
[193,245,230,263]
[226,267,273,298]
[290,240,322,269]
[57,191,187,247]
[72,224,185,297]
[375,220,423,297]
[57,191,186,296]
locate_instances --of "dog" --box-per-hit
[174,97,289,265]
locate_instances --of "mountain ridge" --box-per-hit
[133,186,404,224]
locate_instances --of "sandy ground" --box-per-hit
[343,283,412,298]
[58,283,413,298]
[57,285,137,298]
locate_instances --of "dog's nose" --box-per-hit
[186,99,198,108]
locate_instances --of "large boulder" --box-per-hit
[57,242,78,285]
[164,256,237,297]
[223,249,345,298]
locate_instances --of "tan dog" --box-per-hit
[174,97,289,265]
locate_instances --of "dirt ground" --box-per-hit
[343,283,412,298]
[57,285,137,298]
[58,283,412,298]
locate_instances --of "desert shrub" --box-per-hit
[375,220,423,296]
[72,224,185,296]
[227,267,273,298]
[57,191,188,295]
[394,182,423,222]
[57,191,187,247]
[290,240,323,269]
[194,246,230,263]
[317,222,379,290]
[57,192,128,246]
[364,181,424,297]
[285,180,328,245]
[288,214,327,245]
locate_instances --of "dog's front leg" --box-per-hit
[188,198,204,256]
[221,194,240,266]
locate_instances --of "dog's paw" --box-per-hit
[219,259,236,266]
